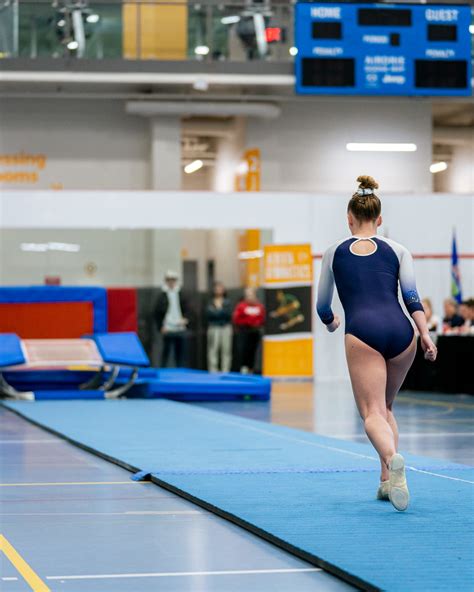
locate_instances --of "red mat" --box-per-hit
[106,288,138,333]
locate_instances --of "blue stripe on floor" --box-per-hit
[3,399,473,591]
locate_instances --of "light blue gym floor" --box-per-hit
[1,383,472,591]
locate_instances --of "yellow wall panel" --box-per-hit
[123,1,188,60]
[239,229,261,287]
[263,338,313,377]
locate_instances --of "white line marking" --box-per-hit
[125,510,201,515]
[0,511,201,517]
[408,467,474,484]
[188,407,378,461]
[336,432,474,439]
[46,568,322,581]
[7,404,472,488]
[187,408,474,484]
[1,577,19,581]
[0,439,57,444]
[400,432,474,438]
[0,481,151,488]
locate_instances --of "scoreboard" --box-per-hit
[295,3,472,96]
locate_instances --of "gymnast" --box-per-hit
[316,175,437,511]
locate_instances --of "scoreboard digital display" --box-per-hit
[295,3,472,96]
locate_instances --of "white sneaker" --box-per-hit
[389,453,410,511]
[376,480,390,501]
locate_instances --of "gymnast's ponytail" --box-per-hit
[348,175,381,222]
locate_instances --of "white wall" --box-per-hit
[2,191,471,302]
[211,117,246,193]
[0,227,246,291]
[151,116,181,190]
[0,229,153,286]
[443,144,474,194]
[1,190,472,380]
[0,99,150,190]
[207,229,243,288]
[246,99,433,193]
[182,166,213,191]
[1,97,435,195]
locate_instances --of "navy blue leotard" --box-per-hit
[316,236,424,359]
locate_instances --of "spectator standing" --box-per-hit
[442,298,464,333]
[422,298,440,333]
[206,282,233,373]
[233,287,266,374]
[154,271,191,368]
[468,299,474,334]
[459,298,474,334]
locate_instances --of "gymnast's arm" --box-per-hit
[399,246,437,361]
[316,248,340,333]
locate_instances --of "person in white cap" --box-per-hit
[154,271,192,368]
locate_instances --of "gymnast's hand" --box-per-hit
[326,315,341,333]
[420,333,437,362]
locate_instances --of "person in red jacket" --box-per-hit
[232,287,266,373]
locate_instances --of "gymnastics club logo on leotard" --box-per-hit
[404,290,421,305]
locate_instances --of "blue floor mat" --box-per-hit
[5,368,271,401]
[147,369,271,400]
[3,399,473,591]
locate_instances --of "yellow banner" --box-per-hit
[264,244,313,285]
[263,244,313,378]
[263,338,313,377]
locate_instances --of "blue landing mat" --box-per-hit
[147,369,271,400]
[3,400,473,591]
[5,368,271,401]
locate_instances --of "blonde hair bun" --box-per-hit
[357,175,379,191]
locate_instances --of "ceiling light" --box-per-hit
[194,45,210,56]
[67,40,79,50]
[221,16,240,25]
[469,25,474,35]
[86,14,100,24]
[21,242,80,252]
[289,46,298,56]
[346,142,417,152]
[48,242,81,252]
[430,161,448,174]
[193,78,209,91]
[184,159,203,174]
[21,243,48,252]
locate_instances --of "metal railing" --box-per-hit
[0,0,295,61]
